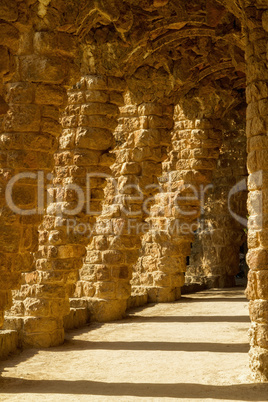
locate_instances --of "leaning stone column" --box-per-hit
[132,105,221,302]
[0,23,25,328]
[0,97,13,329]
[74,102,173,321]
[245,4,268,382]
[0,20,81,338]
[186,113,247,289]
[17,75,124,347]
[0,78,67,330]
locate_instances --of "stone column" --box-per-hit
[11,75,124,347]
[186,113,247,289]
[0,23,83,340]
[245,4,268,382]
[0,98,12,329]
[0,19,80,335]
[0,81,67,331]
[132,105,221,302]
[0,11,21,329]
[73,102,173,321]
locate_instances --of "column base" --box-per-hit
[0,290,13,329]
[203,275,236,289]
[0,330,19,360]
[87,299,128,322]
[147,286,181,303]
[22,317,65,348]
[249,346,268,382]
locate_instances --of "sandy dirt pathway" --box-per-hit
[0,288,268,401]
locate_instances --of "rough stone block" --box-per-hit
[73,149,100,166]
[63,308,89,330]
[249,300,268,323]
[75,127,113,150]
[85,76,107,90]
[107,77,126,92]
[6,82,35,104]
[134,129,160,147]
[109,92,124,106]
[81,103,118,116]
[95,282,115,298]
[0,46,9,74]
[34,32,77,58]
[36,84,67,106]
[120,162,141,175]
[0,0,18,22]
[0,23,19,52]
[4,105,40,132]
[102,250,124,264]
[147,286,176,303]
[20,56,68,84]
[0,330,19,360]
[138,103,162,116]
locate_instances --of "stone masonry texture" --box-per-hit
[0,0,267,382]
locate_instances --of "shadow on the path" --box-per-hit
[126,315,250,323]
[182,297,247,303]
[126,292,248,316]
[63,339,249,353]
[0,378,267,400]
[0,348,37,379]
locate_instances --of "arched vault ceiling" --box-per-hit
[71,0,246,96]
[27,0,246,103]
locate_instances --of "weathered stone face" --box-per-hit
[0,0,267,382]
[243,3,268,382]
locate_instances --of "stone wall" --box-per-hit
[244,1,268,382]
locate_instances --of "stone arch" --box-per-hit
[3,0,247,343]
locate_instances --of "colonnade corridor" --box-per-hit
[0,287,267,401]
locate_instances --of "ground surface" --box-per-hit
[0,288,268,401]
